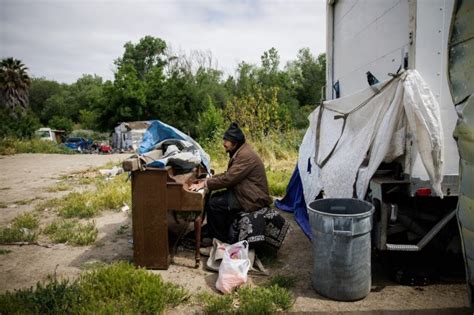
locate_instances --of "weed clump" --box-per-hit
[0,212,39,243]
[0,137,73,155]
[45,182,72,193]
[0,262,189,314]
[43,219,98,246]
[199,292,234,314]
[79,262,189,312]
[200,284,294,315]
[42,172,131,219]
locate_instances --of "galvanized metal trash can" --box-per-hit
[308,198,374,301]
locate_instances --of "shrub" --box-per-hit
[0,262,189,314]
[0,108,41,139]
[236,285,294,315]
[199,292,234,315]
[200,285,294,315]
[0,137,72,155]
[0,212,39,243]
[0,277,83,314]
[49,116,74,134]
[54,173,131,218]
[43,219,98,246]
[78,262,189,313]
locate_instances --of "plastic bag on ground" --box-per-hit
[215,240,251,294]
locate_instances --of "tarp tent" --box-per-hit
[276,70,444,238]
[138,120,211,174]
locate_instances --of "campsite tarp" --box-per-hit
[138,120,211,173]
[276,70,444,238]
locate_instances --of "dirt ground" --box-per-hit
[0,153,471,314]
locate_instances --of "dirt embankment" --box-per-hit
[0,154,470,313]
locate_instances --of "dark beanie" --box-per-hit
[223,122,245,144]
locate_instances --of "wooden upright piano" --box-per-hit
[130,165,207,269]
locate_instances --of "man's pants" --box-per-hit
[206,190,242,243]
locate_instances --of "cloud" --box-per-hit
[0,0,326,83]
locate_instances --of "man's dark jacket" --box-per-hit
[206,142,272,212]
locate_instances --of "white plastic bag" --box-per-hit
[215,240,251,294]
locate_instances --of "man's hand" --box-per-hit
[189,180,206,192]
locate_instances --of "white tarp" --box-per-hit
[298,70,444,203]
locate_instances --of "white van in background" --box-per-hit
[35,128,64,143]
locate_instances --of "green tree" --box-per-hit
[224,87,287,139]
[96,65,147,131]
[92,36,167,131]
[41,89,79,123]
[49,115,74,134]
[70,74,103,112]
[28,78,63,119]
[0,58,31,111]
[115,36,167,80]
[290,49,326,107]
[197,97,224,140]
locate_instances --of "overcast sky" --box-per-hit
[0,0,326,83]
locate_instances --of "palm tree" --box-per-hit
[0,57,31,111]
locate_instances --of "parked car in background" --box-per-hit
[64,137,92,152]
[91,141,113,154]
[35,128,65,143]
[98,143,112,154]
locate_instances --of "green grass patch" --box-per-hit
[43,219,98,246]
[79,262,189,312]
[42,173,130,219]
[0,277,84,314]
[266,167,292,197]
[35,198,61,212]
[77,177,96,185]
[0,262,189,314]
[0,137,73,155]
[200,284,294,315]
[45,182,72,192]
[198,292,234,314]
[0,249,12,255]
[0,212,39,243]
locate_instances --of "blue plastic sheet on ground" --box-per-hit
[275,165,312,239]
[138,120,211,173]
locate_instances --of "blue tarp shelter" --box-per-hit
[275,166,312,239]
[138,120,211,173]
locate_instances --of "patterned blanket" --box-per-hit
[228,207,289,249]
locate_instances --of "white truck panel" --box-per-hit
[412,0,459,180]
[330,0,409,98]
[327,0,459,185]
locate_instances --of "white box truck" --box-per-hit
[324,0,474,298]
[325,0,462,275]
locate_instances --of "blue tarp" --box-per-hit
[275,166,312,239]
[138,120,211,173]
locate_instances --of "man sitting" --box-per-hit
[190,122,272,245]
